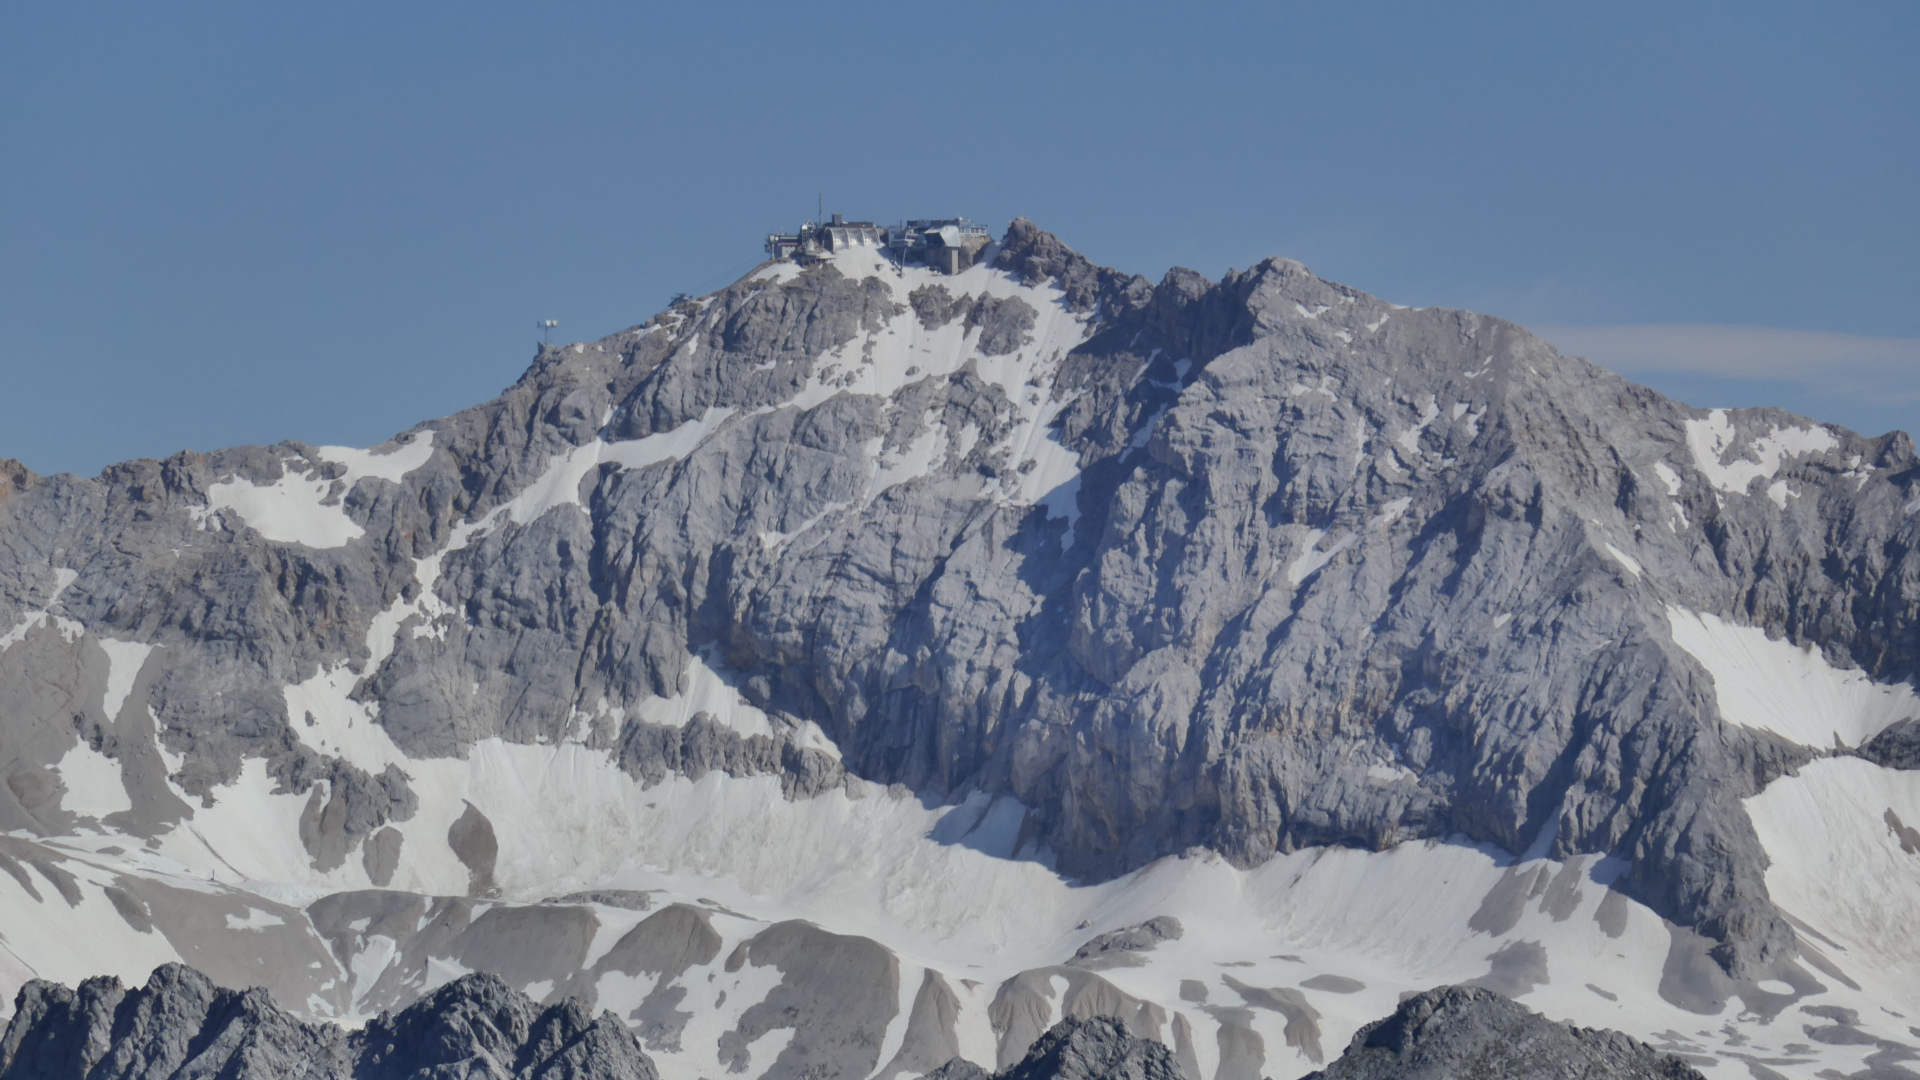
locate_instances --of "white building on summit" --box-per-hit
[765,214,991,274]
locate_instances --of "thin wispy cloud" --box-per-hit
[1536,324,1920,402]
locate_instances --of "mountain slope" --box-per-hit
[1,220,1918,1078]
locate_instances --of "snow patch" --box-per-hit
[1,568,80,652]
[630,652,840,759]
[204,434,435,549]
[1394,397,1440,456]
[205,470,360,547]
[1373,497,1414,529]
[55,741,131,818]
[867,426,947,502]
[1365,762,1416,784]
[1684,410,1836,499]
[1456,407,1485,442]
[1602,543,1643,578]
[601,409,739,475]
[225,908,287,931]
[1287,530,1356,586]
[1130,404,1170,449]
[98,639,153,719]
[315,433,436,486]
[1667,607,1920,747]
[285,665,408,775]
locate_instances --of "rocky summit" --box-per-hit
[1,219,1917,1078]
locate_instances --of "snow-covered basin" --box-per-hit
[6,593,1920,1077]
[1,716,1899,1080]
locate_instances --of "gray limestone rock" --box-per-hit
[545,889,653,910]
[1067,916,1184,970]
[877,970,969,1080]
[0,963,659,1080]
[989,968,1169,1070]
[1301,985,1704,1080]
[0,963,348,1080]
[354,969,657,1080]
[716,920,900,1080]
[6,215,1918,987]
[1861,719,1920,769]
[926,1058,994,1080]
[997,1016,1185,1080]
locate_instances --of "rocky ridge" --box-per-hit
[1,967,1712,1080]
[0,963,655,1080]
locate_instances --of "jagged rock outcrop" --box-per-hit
[992,1016,1185,1080]
[1861,719,1920,769]
[925,1059,995,1080]
[0,963,656,1080]
[1302,986,1704,1080]
[6,216,1920,989]
[0,963,347,1080]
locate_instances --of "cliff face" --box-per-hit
[3,220,1919,1077]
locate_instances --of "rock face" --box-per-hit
[0,963,656,1080]
[1302,985,1703,1080]
[0,217,1882,970]
[5,219,1920,1075]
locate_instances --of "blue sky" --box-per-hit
[3,1,1915,476]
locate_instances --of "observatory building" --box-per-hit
[764,215,991,274]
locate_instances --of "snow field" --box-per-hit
[1746,757,1920,969]
[12,661,1920,1079]
[200,432,436,548]
[1666,606,1920,748]
[1684,410,1836,505]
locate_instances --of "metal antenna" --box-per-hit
[539,319,558,347]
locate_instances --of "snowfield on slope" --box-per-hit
[1667,606,1920,748]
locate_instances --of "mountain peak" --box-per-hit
[2,219,1918,1077]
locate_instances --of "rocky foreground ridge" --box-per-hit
[0,963,654,1080]
[0,966,1705,1080]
